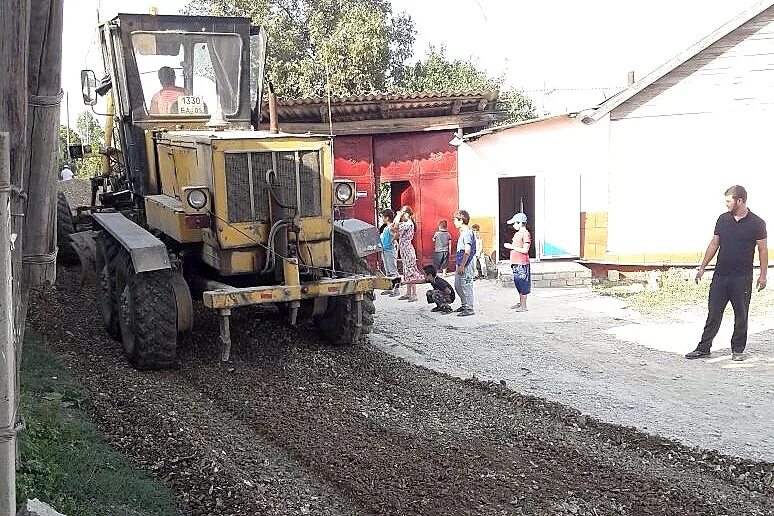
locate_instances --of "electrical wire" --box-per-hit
[473,0,488,22]
[202,207,367,280]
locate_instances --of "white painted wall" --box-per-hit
[458,115,610,259]
[608,8,774,255]
[607,111,774,254]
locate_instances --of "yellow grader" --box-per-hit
[63,13,394,369]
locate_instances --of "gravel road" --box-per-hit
[372,279,774,464]
[25,266,774,515]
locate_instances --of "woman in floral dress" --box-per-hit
[392,205,423,301]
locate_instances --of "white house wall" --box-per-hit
[607,7,774,257]
[607,111,774,255]
[458,116,610,259]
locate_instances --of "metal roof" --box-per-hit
[583,0,774,124]
[461,114,574,141]
[261,91,500,123]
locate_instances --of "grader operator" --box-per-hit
[65,13,395,370]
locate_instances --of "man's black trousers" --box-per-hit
[697,274,753,354]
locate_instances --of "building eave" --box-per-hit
[260,112,499,136]
[461,113,576,142]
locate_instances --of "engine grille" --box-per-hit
[224,150,322,223]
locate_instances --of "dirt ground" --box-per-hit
[25,266,774,515]
[373,278,774,464]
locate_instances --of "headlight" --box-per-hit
[335,182,353,203]
[186,189,208,209]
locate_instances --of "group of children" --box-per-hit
[379,208,533,316]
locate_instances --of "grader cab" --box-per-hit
[67,13,394,369]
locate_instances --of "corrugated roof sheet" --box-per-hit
[262,91,500,123]
[274,91,499,106]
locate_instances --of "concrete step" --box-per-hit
[498,260,592,288]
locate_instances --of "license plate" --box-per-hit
[178,95,205,114]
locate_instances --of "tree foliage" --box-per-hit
[58,125,80,171]
[395,46,535,125]
[397,46,499,93]
[183,1,535,125]
[183,0,415,98]
[58,111,106,178]
[76,111,104,148]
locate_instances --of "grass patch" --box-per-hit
[593,269,709,316]
[594,268,774,318]
[15,333,181,516]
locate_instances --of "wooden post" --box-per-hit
[0,131,16,516]
[25,0,64,287]
[1,0,32,481]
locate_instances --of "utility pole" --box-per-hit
[66,92,70,149]
[0,131,16,516]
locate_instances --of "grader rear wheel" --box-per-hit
[56,192,78,263]
[96,233,121,340]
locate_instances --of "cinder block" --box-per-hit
[575,270,591,278]
[583,278,592,285]
[608,270,620,282]
[549,279,568,287]
[559,272,573,279]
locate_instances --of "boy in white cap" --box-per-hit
[504,212,531,311]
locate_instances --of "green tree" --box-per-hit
[71,111,105,178]
[76,111,105,149]
[57,125,81,171]
[395,46,536,125]
[183,0,415,98]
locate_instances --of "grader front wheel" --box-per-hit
[114,248,178,370]
[314,237,376,345]
[315,293,375,346]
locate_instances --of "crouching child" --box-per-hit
[423,264,455,313]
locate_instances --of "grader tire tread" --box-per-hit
[315,238,376,346]
[125,270,178,370]
[56,192,78,263]
[115,247,177,370]
[98,233,121,340]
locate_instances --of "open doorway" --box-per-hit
[498,176,536,260]
[378,180,414,213]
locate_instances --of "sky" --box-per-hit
[61,0,764,123]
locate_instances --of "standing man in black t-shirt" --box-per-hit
[686,185,767,361]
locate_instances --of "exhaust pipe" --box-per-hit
[268,81,278,133]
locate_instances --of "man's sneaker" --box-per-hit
[732,352,746,362]
[453,306,465,312]
[380,290,393,296]
[685,349,710,359]
[389,290,401,297]
[430,306,444,312]
[510,303,521,309]
[457,308,475,317]
[440,306,453,314]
